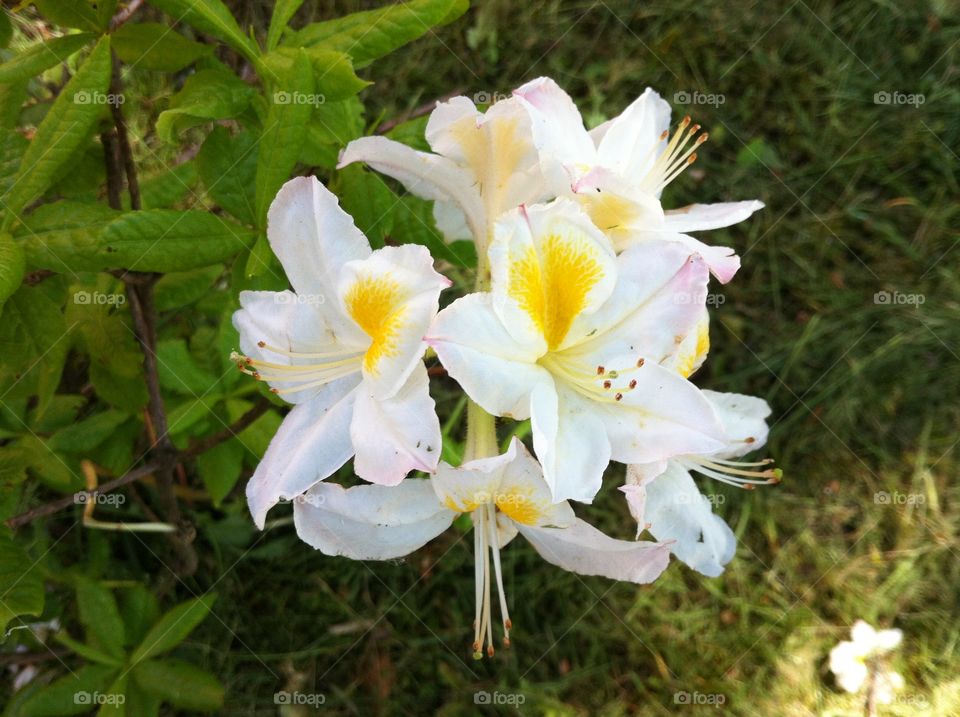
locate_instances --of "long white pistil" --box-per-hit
[472,502,512,658]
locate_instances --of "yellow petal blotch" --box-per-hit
[345,275,407,375]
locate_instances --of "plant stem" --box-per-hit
[462,232,498,462]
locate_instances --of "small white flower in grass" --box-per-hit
[292,438,672,658]
[232,177,451,529]
[338,93,546,252]
[829,621,904,704]
[427,198,726,503]
[622,391,779,577]
[513,77,764,283]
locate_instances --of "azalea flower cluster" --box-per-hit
[232,77,778,658]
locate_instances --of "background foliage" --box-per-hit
[0,0,958,715]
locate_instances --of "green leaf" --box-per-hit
[46,410,129,453]
[0,81,28,130]
[197,126,257,224]
[75,577,126,660]
[155,68,255,144]
[156,339,218,395]
[146,0,259,63]
[97,672,128,717]
[55,631,124,666]
[0,33,94,84]
[128,159,198,210]
[255,49,313,228]
[16,200,119,272]
[0,231,25,310]
[337,165,394,248]
[266,0,305,50]
[286,0,468,65]
[112,23,211,71]
[197,438,243,506]
[154,265,223,311]
[133,658,224,711]
[263,46,369,102]
[119,584,160,647]
[124,679,161,717]
[20,663,119,716]
[130,593,217,664]
[34,0,101,32]
[0,10,12,49]
[1,37,111,227]
[0,529,44,633]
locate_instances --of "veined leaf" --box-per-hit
[34,0,101,32]
[262,46,369,102]
[146,0,259,63]
[197,126,257,224]
[1,37,111,228]
[133,658,224,711]
[0,529,44,633]
[266,0,306,51]
[19,663,118,716]
[0,232,25,311]
[130,593,217,664]
[155,69,255,144]
[0,33,94,83]
[113,23,211,72]
[75,577,126,661]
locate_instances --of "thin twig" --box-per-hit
[109,0,145,31]
[183,398,272,458]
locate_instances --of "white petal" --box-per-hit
[496,437,575,527]
[531,383,611,503]
[293,479,455,560]
[701,390,773,459]
[338,243,450,399]
[636,231,741,284]
[427,292,549,420]
[662,200,764,233]
[424,96,481,157]
[571,165,665,248]
[338,136,484,239]
[642,461,736,577]
[518,519,672,584]
[432,199,472,242]
[594,88,671,181]
[513,76,596,192]
[351,362,441,485]
[246,383,359,529]
[233,289,358,404]
[431,439,516,512]
[873,628,903,653]
[266,177,371,337]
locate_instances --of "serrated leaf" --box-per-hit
[112,23,211,71]
[197,126,257,224]
[1,36,111,227]
[16,200,120,272]
[266,0,306,50]
[46,409,129,453]
[263,46,369,102]
[255,49,313,228]
[0,231,25,310]
[0,33,94,83]
[147,0,258,63]
[130,593,217,664]
[286,0,468,65]
[0,529,44,633]
[20,663,118,716]
[34,0,101,32]
[75,577,126,660]
[155,69,254,144]
[133,658,224,711]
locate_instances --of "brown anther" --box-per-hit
[251,371,261,380]
[503,637,511,649]
[597,365,605,375]
[473,640,481,652]
[698,132,709,143]
[688,153,697,164]
[743,484,756,491]
[637,358,645,367]
[257,340,266,348]
[689,123,701,134]
[603,380,612,389]
[628,379,637,389]
[504,618,513,630]
[270,387,279,394]
[615,392,623,401]
[744,436,756,444]
[487,645,495,658]
[659,129,669,140]
[680,115,691,128]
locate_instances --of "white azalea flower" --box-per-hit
[513,77,764,283]
[338,94,546,254]
[622,390,778,577]
[427,198,725,504]
[293,438,672,657]
[829,620,904,703]
[232,177,451,528]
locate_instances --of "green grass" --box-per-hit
[13,1,960,714]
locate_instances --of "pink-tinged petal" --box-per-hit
[246,382,359,529]
[642,461,736,577]
[513,76,596,192]
[293,479,455,560]
[428,292,550,420]
[266,177,371,338]
[338,244,450,399]
[338,136,484,238]
[594,87,672,181]
[702,390,772,459]
[351,362,441,485]
[518,519,672,584]
[662,200,764,233]
[641,232,741,284]
[531,384,611,503]
[618,484,647,539]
